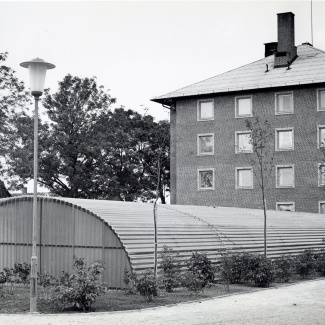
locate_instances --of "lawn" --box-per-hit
[0,276,321,314]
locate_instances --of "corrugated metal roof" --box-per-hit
[152,44,325,103]
[50,198,325,271]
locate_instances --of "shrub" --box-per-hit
[0,267,14,294]
[134,269,158,302]
[38,272,57,287]
[248,255,275,287]
[274,255,294,283]
[123,268,137,294]
[294,250,316,278]
[314,250,325,276]
[182,271,205,295]
[39,257,107,311]
[219,252,252,284]
[159,245,182,292]
[13,262,30,285]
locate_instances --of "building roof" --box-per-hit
[152,44,325,104]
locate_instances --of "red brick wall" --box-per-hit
[172,85,325,213]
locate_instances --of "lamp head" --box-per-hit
[20,58,55,97]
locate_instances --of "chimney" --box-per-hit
[274,12,297,68]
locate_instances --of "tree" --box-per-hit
[0,52,31,192]
[245,117,274,258]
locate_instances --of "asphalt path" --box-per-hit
[0,279,324,325]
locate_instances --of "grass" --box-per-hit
[0,275,323,314]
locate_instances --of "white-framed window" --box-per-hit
[235,131,253,153]
[319,201,325,214]
[197,99,214,121]
[317,125,325,148]
[275,128,294,151]
[198,168,215,190]
[276,202,295,212]
[235,167,253,189]
[317,89,325,111]
[275,92,293,115]
[318,163,325,187]
[197,133,214,156]
[276,165,295,188]
[235,96,252,118]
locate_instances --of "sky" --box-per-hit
[1,0,325,192]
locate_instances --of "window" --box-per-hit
[276,202,295,212]
[319,201,325,214]
[317,125,325,148]
[236,96,252,118]
[197,100,214,121]
[198,169,214,190]
[275,92,293,114]
[276,128,294,151]
[197,134,214,156]
[319,164,325,187]
[317,89,325,111]
[235,131,252,153]
[236,167,253,189]
[276,165,295,188]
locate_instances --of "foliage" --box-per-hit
[246,117,274,258]
[6,73,170,202]
[274,255,294,283]
[123,268,137,294]
[38,272,57,287]
[219,252,251,284]
[315,250,325,276]
[294,250,317,278]
[159,245,182,292]
[186,252,215,289]
[134,269,158,302]
[182,271,205,295]
[13,262,30,285]
[247,255,275,287]
[39,257,107,311]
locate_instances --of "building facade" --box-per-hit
[152,12,325,213]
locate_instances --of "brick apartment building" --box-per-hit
[152,12,325,213]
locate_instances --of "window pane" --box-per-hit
[238,169,252,187]
[278,204,294,211]
[238,133,252,152]
[320,128,325,146]
[277,94,292,113]
[199,135,213,154]
[199,101,213,119]
[320,203,325,214]
[278,167,294,186]
[237,98,251,116]
[320,166,325,185]
[199,171,213,188]
[319,91,325,110]
[278,130,293,149]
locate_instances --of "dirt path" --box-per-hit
[1,279,325,325]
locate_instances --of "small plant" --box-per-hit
[294,250,316,278]
[248,255,275,287]
[274,255,294,283]
[315,250,325,276]
[38,272,57,287]
[123,268,137,294]
[159,245,182,292]
[13,262,31,285]
[182,271,205,295]
[134,269,158,302]
[39,256,107,311]
[0,267,14,294]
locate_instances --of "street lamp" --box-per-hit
[20,58,55,313]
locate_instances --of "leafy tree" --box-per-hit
[0,52,31,193]
[245,117,274,258]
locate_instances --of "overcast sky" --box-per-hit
[2,0,325,123]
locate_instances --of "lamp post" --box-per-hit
[20,58,55,313]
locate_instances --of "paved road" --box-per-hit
[1,279,325,325]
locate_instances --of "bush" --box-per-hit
[134,269,158,302]
[38,272,57,287]
[123,268,137,294]
[39,257,107,311]
[13,262,30,285]
[294,250,316,278]
[248,255,275,287]
[274,255,294,283]
[219,252,251,284]
[159,246,182,292]
[182,271,205,295]
[314,250,325,276]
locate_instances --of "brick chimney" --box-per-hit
[274,12,297,68]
